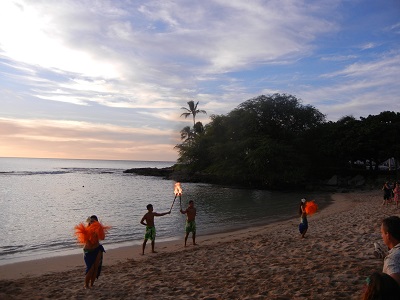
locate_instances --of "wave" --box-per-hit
[0,171,71,176]
[0,168,121,176]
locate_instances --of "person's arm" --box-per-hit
[154,211,171,216]
[140,215,147,226]
[180,208,187,214]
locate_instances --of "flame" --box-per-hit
[174,182,182,196]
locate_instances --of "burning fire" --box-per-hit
[174,182,182,196]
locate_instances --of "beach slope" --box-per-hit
[0,190,389,299]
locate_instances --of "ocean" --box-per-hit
[0,157,331,265]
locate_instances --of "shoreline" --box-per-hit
[0,189,393,299]
[0,193,334,280]
[0,192,334,271]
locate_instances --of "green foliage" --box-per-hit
[175,94,400,188]
[180,100,207,126]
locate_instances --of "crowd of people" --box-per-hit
[382,181,400,207]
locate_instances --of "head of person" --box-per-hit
[363,271,400,300]
[188,200,194,207]
[381,216,400,249]
[87,215,98,225]
[146,204,153,211]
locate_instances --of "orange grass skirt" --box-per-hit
[74,221,110,244]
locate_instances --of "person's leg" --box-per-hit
[90,251,103,287]
[85,268,93,288]
[192,232,196,245]
[151,239,156,253]
[85,258,96,288]
[301,228,308,238]
[184,232,189,247]
[142,239,147,255]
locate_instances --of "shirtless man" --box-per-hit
[140,204,170,255]
[180,200,197,247]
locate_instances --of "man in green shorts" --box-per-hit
[180,200,197,247]
[140,204,170,255]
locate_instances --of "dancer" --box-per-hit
[299,198,308,238]
[74,215,110,289]
[382,181,392,206]
[140,204,170,255]
[180,200,197,247]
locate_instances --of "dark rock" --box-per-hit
[123,167,173,178]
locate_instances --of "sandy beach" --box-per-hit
[0,189,394,299]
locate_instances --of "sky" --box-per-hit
[0,0,399,162]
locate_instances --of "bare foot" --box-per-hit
[152,250,158,253]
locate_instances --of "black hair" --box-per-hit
[298,201,306,216]
[90,215,98,221]
[146,204,153,210]
[363,271,400,300]
[382,216,400,241]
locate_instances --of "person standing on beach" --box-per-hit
[393,182,400,208]
[180,200,197,247]
[380,216,400,285]
[74,215,110,289]
[382,181,392,206]
[140,204,170,255]
[299,198,308,238]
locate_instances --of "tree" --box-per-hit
[180,100,207,126]
[176,94,326,188]
[180,126,194,142]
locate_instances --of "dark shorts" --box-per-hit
[145,226,156,241]
[185,221,196,234]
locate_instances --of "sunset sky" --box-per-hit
[0,0,399,162]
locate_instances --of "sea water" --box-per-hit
[0,157,331,265]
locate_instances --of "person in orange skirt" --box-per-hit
[75,215,110,289]
[298,199,308,238]
[298,198,318,238]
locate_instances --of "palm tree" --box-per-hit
[193,121,204,135]
[180,126,194,142]
[180,100,207,127]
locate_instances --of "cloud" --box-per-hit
[299,52,400,120]
[0,0,399,160]
[0,117,179,160]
